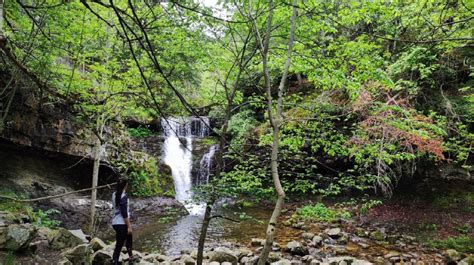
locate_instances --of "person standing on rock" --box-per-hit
[112,178,137,264]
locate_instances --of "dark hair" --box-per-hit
[115,178,128,206]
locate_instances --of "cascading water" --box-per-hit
[197,145,218,185]
[161,117,213,215]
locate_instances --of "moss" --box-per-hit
[117,151,174,197]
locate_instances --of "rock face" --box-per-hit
[0,88,120,162]
[0,223,37,251]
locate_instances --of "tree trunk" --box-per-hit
[196,198,214,264]
[257,1,298,264]
[0,0,4,39]
[90,136,101,235]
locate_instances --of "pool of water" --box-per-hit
[132,204,297,256]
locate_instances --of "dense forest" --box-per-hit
[0,0,473,264]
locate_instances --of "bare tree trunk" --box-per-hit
[89,136,101,235]
[256,1,298,264]
[197,198,214,264]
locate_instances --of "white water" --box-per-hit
[197,145,217,185]
[161,117,213,215]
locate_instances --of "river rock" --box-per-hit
[268,252,281,262]
[62,243,93,264]
[209,262,220,265]
[284,241,309,256]
[324,256,373,265]
[443,249,462,263]
[2,223,37,251]
[235,247,253,259]
[251,238,265,246]
[312,235,323,246]
[180,254,196,265]
[326,228,341,238]
[271,259,292,265]
[89,237,107,251]
[50,227,86,250]
[302,232,315,240]
[210,247,238,264]
[142,253,171,262]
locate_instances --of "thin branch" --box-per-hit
[0,182,117,203]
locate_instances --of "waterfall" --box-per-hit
[161,117,213,215]
[197,145,217,185]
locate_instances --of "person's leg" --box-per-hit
[112,225,127,265]
[125,233,133,257]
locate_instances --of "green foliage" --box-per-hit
[427,236,474,253]
[26,208,62,229]
[128,127,154,138]
[227,110,258,150]
[294,203,351,223]
[359,199,383,215]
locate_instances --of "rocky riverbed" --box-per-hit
[1,207,473,265]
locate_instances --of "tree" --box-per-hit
[248,0,298,263]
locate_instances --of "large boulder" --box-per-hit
[284,241,309,256]
[61,243,93,264]
[210,247,238,264]
[50,228,87,250]
[2,223,37,251]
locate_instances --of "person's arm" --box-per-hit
[119,196,132,234]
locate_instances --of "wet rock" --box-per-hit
[443,249,462,263]
[50,228,86,250]
[271,259,291,265]
[89,237,107,252]
[284,241,309,256]
[2,223,37,251]
[62,243,93,264]
[210,247,238,264]
[312,235,323,246]
[251,238,265,246]
[326,228,341,238]
[302,232,315,240]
